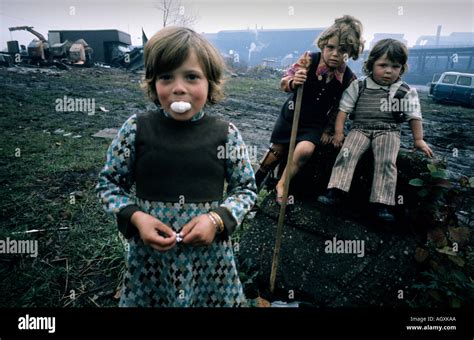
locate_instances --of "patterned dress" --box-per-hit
[96,110,257,307]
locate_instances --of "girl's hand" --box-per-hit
[320,132,332,145]
[131,211,176,252]
[181,214,217,247]
[414,139,434,158]
[332,133,345,148]
[292,69,307,87]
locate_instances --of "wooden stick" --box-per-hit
[270,85,304,293]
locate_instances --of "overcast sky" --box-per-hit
[1,0,473,49]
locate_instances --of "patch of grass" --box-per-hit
[0,189,124,307]
[0,68,131,307]
[225,76,280,98]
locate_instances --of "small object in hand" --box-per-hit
[170,101,191,113]
[174,231,183,243]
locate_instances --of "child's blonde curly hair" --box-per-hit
[316,15,365,60]
[141,26,226,106]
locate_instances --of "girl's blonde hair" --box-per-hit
[141,26,226,105]
[316,15,365,60]
[363,38,409,76]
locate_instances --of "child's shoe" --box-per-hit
[255,168,269,191]
[317,188,345,206]
[375,204,395,222]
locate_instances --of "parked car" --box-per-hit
[429,72,474,107]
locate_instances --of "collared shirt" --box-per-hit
[315,57,347,84]
[281,51,348,92]
[339,76,422,121]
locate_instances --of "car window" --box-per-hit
[432,73,441,82]
[442,75,457,84]
[457,76,472,86]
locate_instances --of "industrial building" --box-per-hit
[48,29,131,64]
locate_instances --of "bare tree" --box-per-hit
[155,0,199,28]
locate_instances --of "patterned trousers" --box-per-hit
[328,125,400,205]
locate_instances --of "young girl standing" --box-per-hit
[318,39,434,221]
[254,15,365,202]
[96,27,257,307]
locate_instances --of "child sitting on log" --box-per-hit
[318,38,433,222]
[254,15,365,204]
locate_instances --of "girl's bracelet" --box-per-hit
[207,212,217,227]
[208,212,224,234]
[212,212,225,234]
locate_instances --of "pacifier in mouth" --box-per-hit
[170,101,192,113]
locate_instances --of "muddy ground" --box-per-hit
[0,65,472,307]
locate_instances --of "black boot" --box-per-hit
[375,204,395,222]
[317,188,345,206]
[255,168,269,191]
[255,146,283,191]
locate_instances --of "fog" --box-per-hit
[1,0,473,50]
